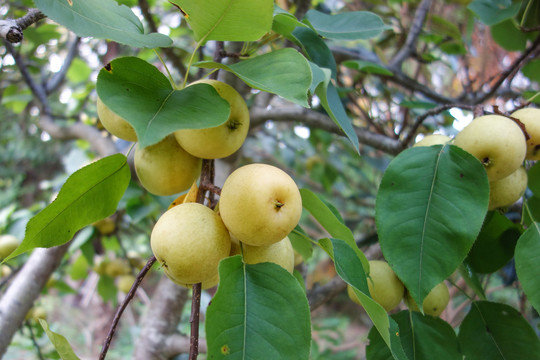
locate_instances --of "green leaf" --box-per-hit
[97,274,117,304]
[527,161,540,197]
[303,9,388,40]
[34,0,172,48]
[458,301,540,360]
[311,62,359,152]
[299,188,368,271]
[523,196,540,226]
[515,223,540,313]
[522,59,540,84]
[490,19,528,52]
[97,57,230,148]
[468,0,521,25]
[367,311,461,360]
[272,6,309,39]
[467,211,521,273]
[195,48,311,107]
[342,60,394,76]
[376,145,489,309]
[171,0,274,42]
[3,154,130,262]
[458,263,486,300]
[40,319,81,360]
[332,239,407,360]
[292,27,337,79]
[289,226,314,262]
[206,255,311,359]
[66,58,92,83]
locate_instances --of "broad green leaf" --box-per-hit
[206,256,311,359]
[527,161,540,197]
[300,188,368,271]
[342,60,394,76]
[367,311,461,360]
[376,145,489,309]
[3,154,130,262]
[34,0,171,48]
[303,9,388,40]
[458,263,486,300]
[292,27,337,79]
[523,196,540,226]
[468,0,521,26]
[332,239,407,360]
[490,19,527,52]
[515,223,540,313]
[458,301,540,360]
[311,62,360,152]
[171,0,273,42]
[96,57,230,148]
[272,6,309,39]
[522,59,540,84]
[289,226,314,262]
[195,49,311,107]
[467,211,521,273]
[66,58,92,83]
[97,274,117,304]
[40,319,81,360]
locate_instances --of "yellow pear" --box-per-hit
[151,202,231,285]
[405,281,450,317]
[453,115,526,181]
[219,163,302,247]
[117,274,136,293]
[510,107,540,160]
[488,166,527,210]
[97,96,137,141]
[242,236,295,273]
[134,135,202,196]
[0,234,20,260]
[174,80,250,159]
[413,134,452,147]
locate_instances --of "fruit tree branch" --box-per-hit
[250,105,404,155]
[0,8,46,43]
[99,256,156,360]
[390,0,432,68]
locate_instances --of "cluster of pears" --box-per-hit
[97,79,250,196]
[347,260,450,317]
[150,162,302,289]
[97,79,302,289]
[414,107,540,210]
[93,254,143,293]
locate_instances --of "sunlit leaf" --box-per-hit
[206,256,311,359]
[40,319,81,360]
[97,57,230,148]
[4,154,130,262]
[34,0,171,48]
[376,145,489,308]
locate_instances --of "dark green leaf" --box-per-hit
[332,239,407,360]
[523,196,540,226]
[515,223,540,313]
[367,311,461,360]
[34,0,171,48]
[458,263,486,300]
[468,0,521,25]
[171,0,274,42]
[528,161,540,196]
[299,188,368,270]
[289,226,314,262]
[458,301,540,360]
[342,60,394,76]
[4,154,130,262]
[522,59,540,84]
[206,256,311,359]
[292,27,337,79]
[490,19,528,51]
[467,211,521,273]
[311,63,359,152]
[272,6,309,39]
[97,57,230,148]
[376,145,489,308]
[40,319,81,360]
[304,10,388,40]
[195,49,312,107]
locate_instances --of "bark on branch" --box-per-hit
[0,8,46,43]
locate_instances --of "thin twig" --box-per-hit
[26,321,45,360]
[0,8,46,43]
[99,256,157,360]
[390,0,433,68]
[189,282,202,360]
